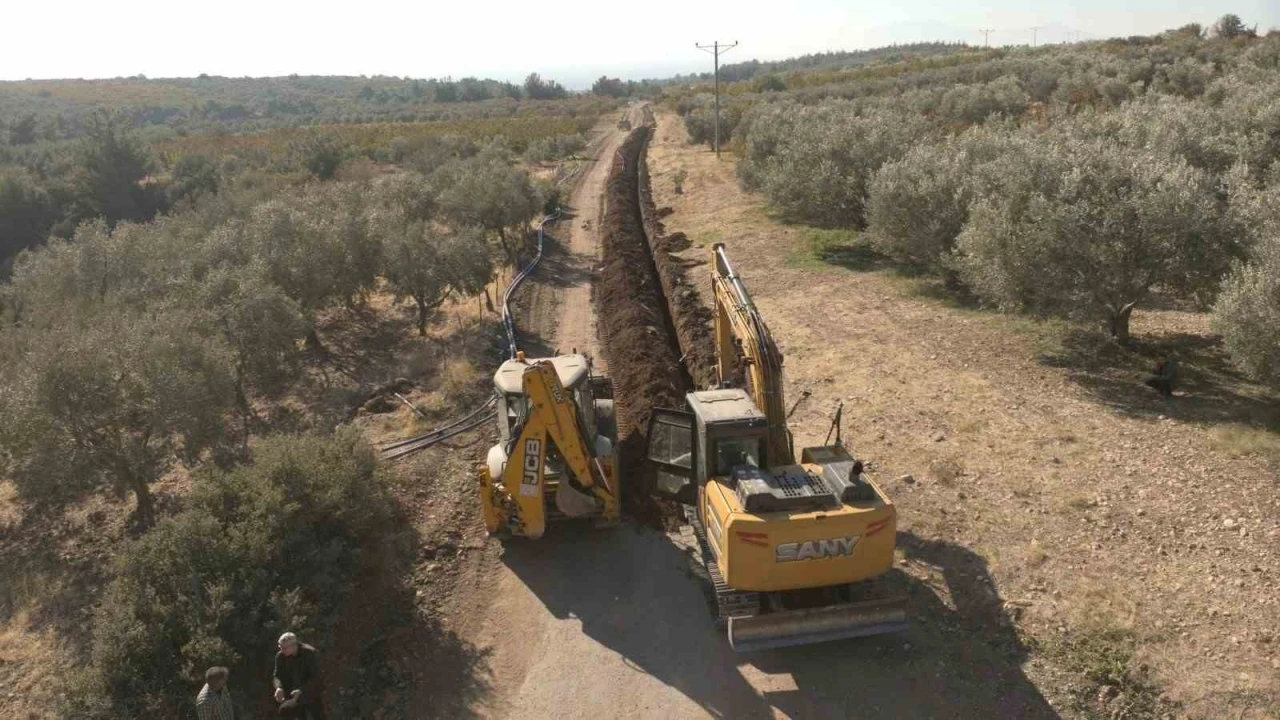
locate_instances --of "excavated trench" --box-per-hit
[596,120,718,526]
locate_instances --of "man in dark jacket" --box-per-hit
[272,632,325,719]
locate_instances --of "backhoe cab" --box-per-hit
[478,352,620,539]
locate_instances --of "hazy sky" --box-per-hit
[3,0,1276,87]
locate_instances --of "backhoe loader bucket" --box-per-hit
[727,597,907,653]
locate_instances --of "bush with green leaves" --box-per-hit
[680,94,748,148]
[288,132,347,180]
[166,153,219,206]
[523,133,587,162]
[865,123,1028,268]
[63,429,397,718]
[1213,233,1280,387]
[738,99,929,227]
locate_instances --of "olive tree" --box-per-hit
[433,153,539,265]
[1213,234,1280,386]
[243,182,382,339]
[74,111,163,226]
[866,124,1029,268]
[952,140,1225,343]
[1213,174,1280,385]
[192,263,307,447]
[0,309,237,528]
[738,100,929,227]
[383,224,493,335]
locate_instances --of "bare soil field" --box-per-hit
[645,110,1280,719]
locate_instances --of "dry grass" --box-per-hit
[0,610,63,720]
[1208,423,1280,460]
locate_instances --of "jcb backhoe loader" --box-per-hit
[478,352,621,539]
[649,243,906,652]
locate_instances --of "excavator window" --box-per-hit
[649,416,693,468]
[714,437,760,476]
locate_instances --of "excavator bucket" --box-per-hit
[726,597,907,653]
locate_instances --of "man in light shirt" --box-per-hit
[196,666,234,720]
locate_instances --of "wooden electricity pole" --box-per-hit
[696,40,738,158]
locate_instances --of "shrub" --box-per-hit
[64,429,396,718]
[523,133,587,162]
[288,132,346,180]
[738,99,929,227]
[865,125,1025,268]
[1214,234,1280,387]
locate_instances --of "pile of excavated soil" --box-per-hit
[596,127,690,526]
[637,135,719,389]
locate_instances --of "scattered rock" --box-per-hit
[932,432,946,442]
[897,474,916,485]
[1097,684,1120,703]
[1223,518,1239,530]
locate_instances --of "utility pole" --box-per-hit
[1030,26,1041,47]
[696,40,738,159]
[979,27,995,47]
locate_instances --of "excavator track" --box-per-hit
[680,505,760,628]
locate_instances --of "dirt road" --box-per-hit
[515,106,645,367]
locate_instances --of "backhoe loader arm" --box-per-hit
[479,360,618,539]
[710,243,793,465]
[521,361,615,496]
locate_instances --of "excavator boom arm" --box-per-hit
[711,243,793,465]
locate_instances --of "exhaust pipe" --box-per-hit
[727,597,907,653]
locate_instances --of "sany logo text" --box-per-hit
[775,536,859,562]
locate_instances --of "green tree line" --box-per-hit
[674,14,1280,387]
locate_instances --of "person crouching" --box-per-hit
[272,632,326,719]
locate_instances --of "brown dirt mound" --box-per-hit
[596,127,690,526]
[637,138,718,389]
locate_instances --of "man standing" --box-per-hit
[196,666,234,720]
[272,632,326,719]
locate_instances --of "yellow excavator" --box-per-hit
[478,352,621,538]
[648,243,906,652]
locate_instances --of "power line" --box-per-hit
[695,40,738,159]
[978,27,995,47]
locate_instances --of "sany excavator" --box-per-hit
[648,243,906,652]
[478,352,620,538]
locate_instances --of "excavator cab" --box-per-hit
[648,389,770,500]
